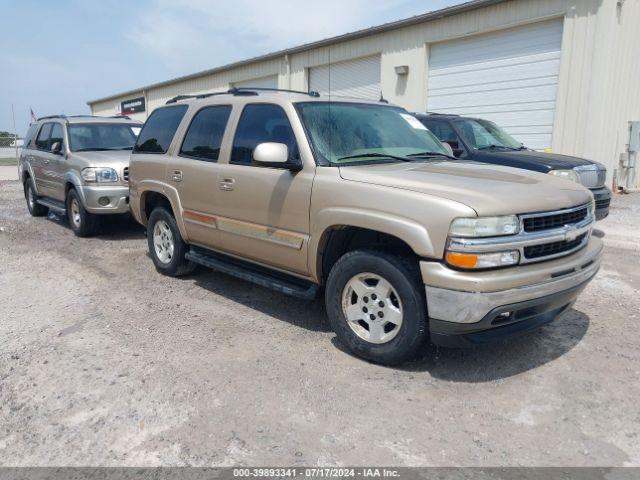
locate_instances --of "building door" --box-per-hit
[427,19,563,151]
[233,75,279,90]
[309,55,381,100]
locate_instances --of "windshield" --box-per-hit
[68,123,141,152]
[295,102,449,164]
[453,118,522,150]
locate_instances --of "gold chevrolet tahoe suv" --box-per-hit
[129,88,602,365]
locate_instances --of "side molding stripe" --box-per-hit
[182,209,304,250]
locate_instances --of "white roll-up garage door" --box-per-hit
[309,56,381,100]
[234,75,278,89]
[427,19,563,150]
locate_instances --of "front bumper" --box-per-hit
[591,186,611,220]
[79,185,129,214]
[423,238,602,347]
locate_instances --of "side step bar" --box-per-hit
[36,198,66,214]
[185,247,319,300]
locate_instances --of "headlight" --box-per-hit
[549,169,580,184]
[81,167,119,183]
[446,250,520,270]
[449,216,520,237]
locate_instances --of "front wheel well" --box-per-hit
[64,182,76,196]
[318,226,418,284]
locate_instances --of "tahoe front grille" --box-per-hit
[524,233,588,260]
[523,206,589,232]
[123,167,129,182]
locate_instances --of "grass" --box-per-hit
[0,157,17,166]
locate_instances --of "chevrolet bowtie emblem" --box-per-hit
[564,225,579,242]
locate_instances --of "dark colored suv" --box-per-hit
[414,113,611,220]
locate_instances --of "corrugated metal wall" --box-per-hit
[90,0,640,186]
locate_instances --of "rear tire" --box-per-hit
[67,189,100,237]
[325,250,428,365]
[147,206,195,277]
[24,178,48,217]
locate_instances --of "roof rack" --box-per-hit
[165,91,232,104]
[228,87,320,97]
[425,112,459,116]
[165,87,321,104]
[37,115,67,121]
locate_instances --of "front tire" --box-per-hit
[67,189,100,237]
[24,178,48,217]
[147,206,195,276]
[325,250,428,365]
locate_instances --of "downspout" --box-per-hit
[285,54,291,90]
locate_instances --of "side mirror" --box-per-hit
[50,142,62,155]
[253,142,301,171]
[442,142,454,157]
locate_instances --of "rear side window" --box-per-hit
[133,105,188,154]
[179,106,232,162]
[231,104,297,165]
[35,123,52,150]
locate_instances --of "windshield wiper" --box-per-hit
[477,144,519,151]
[73,147,114,152]
[337,153,413,162]
[406,151,456,160]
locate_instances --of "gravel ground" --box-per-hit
[1,178,639,467]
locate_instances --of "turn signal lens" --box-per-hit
[446,250,520,270]
[446,252,478,269]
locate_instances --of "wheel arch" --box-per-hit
[312,209,436,284]
[139,186,189,240]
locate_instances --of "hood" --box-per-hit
[70,149,132,167]
[473,149,599,171]
[339,160,592,217]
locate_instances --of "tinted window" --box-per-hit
[35,123,52,150]
[231,104,297,165]
[50,123,64,148]
[179,106,231,161]
[134,105,188,154]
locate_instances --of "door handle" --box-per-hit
[171,170,183,182]
[219,177,235,191]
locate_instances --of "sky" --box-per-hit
[0,0,465,135]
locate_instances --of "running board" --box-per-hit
[36,198,66,214]
[185,247,319,300]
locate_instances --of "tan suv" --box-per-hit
[19,115,142,236]
[129,88,602,365]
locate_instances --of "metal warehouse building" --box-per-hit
[88,0,640,187]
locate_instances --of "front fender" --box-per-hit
[63,171,85,203]
[310,207,437,280]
